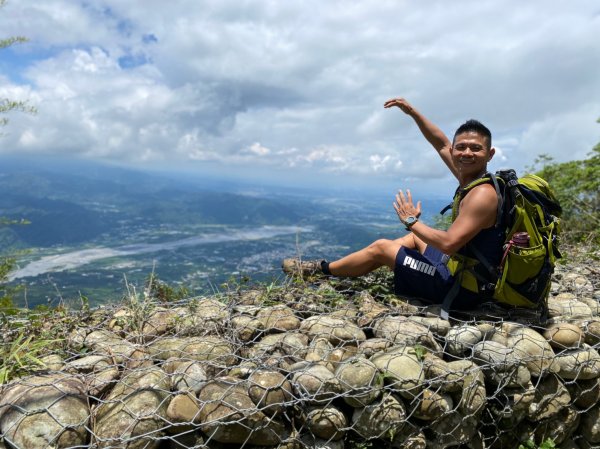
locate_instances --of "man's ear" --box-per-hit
[488,147,496,161]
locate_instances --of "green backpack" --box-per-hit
[441,169,562,318]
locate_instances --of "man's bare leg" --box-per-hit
[328,233,426,277]
[393,233,428,255]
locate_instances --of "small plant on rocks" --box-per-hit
[0,331,56,383]
[519,438,556,449]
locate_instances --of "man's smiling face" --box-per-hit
[451,131,494,178]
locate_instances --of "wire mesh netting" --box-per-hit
[1,259,599,449]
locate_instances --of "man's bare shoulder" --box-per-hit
[460,183,498,214]
[465,182,498,197]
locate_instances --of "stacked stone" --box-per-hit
[0,264,598,448]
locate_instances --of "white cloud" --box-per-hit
[369,154,391,172]
[519,102,600,163]
[18,129,37,147]
[244,142,271,156]
[0,0,599,189]
[492,146,507,164]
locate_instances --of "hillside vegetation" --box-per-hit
[532,131,600,245]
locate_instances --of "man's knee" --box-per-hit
[368,239,399,263]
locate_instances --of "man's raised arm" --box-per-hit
[384,97,458,179]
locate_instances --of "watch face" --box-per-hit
[405,216,417,225]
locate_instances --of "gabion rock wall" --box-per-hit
[0,263,599,449]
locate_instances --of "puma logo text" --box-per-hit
[403,256,436,276]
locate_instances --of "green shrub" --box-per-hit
[531,130,599,244]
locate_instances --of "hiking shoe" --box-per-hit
[282,258,326,277]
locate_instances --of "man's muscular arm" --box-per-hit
[394,185,498,255]
[384,97,458,180]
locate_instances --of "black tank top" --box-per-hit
[453,176,505,268]
[458,225,505,267]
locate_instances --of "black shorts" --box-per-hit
[394,246,481,309]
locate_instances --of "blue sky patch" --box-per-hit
[118,52,150,69]
[142,34,158,44]
[0,46,51,85]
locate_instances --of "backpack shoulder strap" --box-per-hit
[440,185,461,216]
[488,172,505,228]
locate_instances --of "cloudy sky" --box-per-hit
[1,1,599,193]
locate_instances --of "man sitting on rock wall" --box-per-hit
[283,97,504,310]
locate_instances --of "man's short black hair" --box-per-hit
[453,119,492,149]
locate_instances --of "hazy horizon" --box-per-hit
[0,152,460,199]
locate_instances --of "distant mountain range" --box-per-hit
[0,157,313,248]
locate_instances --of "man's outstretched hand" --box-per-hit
[393,189,422,223]
[384,97,415,115]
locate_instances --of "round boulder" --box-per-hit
[71,329,135,363]
[357,293,390,327]
[371,346,425,399]
[423,354,464,393]
[580,297,600,316]
[291,364,342,404]
[544,323,584,349]
[410,388,453,421]
[305,337,334,363]
[169,360,208,394]
[198,377,287,445]
[358,338,394,358]
[93,366,171,449]
[547,297,593,320]
[192,297,229,323]
[300,315,366,346]
[327,346,359,369]
[305,406,347,441]
[65,355,120,397]
[0,374,90,449]
[335,357,383,407]
[372,316,441,352]
[445,325,482,356]
[250,332,309,361]
[561,273,595,294]
[585,320,600,346]
[507,326,558,376]
[472,340,531,387]
[148,336,236,368]
[166,392,201,425]
[428,410,479,449]
[230,315,265,342]
[527,375,571,420]
[352,393,407,440]
[140,308,179,342]
[555,346,600,380]
[247,370,293,416]
[471,340,519,371]
[406,316,451,337]
[257,305,301,332]
[39,354,64,371]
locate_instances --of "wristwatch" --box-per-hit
[402,215,419,230]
